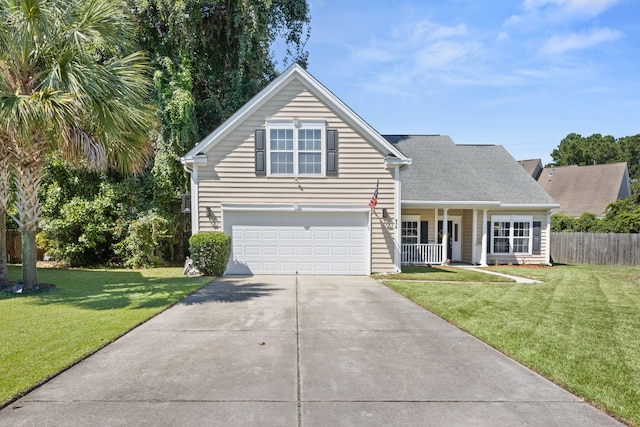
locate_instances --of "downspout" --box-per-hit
[394,165,402,272]
[182,162,199,234]
[546,209,552,265]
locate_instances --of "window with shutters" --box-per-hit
[265,119,326,176]
[491,215,533,254]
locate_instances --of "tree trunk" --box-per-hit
[0,209,7,286]
[13,145,46,291]
[21,228,38,288]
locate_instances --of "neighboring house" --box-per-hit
[519,159,543,180]
[182,65,558,275]
[535,163,631,217]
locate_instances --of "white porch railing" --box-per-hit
[401,244,443,265]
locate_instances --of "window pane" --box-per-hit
[270,152,293,174]
[513,222,530,252]
[270,129,293,150]
[493,221,510,253]
[401,221,418,244]
[299,153,321,174]
[298,129,322,151]
[494,238,510,253]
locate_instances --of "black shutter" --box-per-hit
[255,129,266,176]
[420,221,429,244]
[487,221,491,253]
[326,129,338,175]
[532,221,541,255]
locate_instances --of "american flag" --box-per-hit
[368,180,379,209]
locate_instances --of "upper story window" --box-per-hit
[266,119,325,176]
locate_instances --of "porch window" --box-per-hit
[491,216,532,254]
[401,221,419,244]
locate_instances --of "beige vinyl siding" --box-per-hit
[196,79,396,272]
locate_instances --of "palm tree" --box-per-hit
[0,140,10,286]
[0,0,155,290]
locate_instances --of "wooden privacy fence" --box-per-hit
[551,232,640,266]
[6,230,21,263]
[4,230,45,264]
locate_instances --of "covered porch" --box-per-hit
[400,204,493,267]
[399,202,551,267]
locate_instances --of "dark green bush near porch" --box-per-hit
[188,232,231,276]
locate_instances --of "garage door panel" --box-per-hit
[281,246,295,256]
[280,230,295,240]
[350,247,365,256]
[315,230,331,240]
[332,246,348,256]
[262,230,278,240]
[332,230,348,240]
[224,211,369,275]
[316,246,330,256]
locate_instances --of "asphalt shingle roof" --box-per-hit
[536,163,630,217]
[384,135,557,206]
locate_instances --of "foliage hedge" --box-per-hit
[188,232,231,276]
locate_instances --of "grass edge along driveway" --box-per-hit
[0,266,212,407]
[383,264,640,427]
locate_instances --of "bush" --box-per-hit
[188,232,231,276]
[114,210,172,268]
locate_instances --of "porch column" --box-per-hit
[472,209,478,264]
[442,208,449,263]
[546,209,552,265]
[434,208,438,243]
[480,209,488,266]
[393,166,402,272]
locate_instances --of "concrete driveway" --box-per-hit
[1,275,623,426]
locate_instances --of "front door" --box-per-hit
[438,218,462,262]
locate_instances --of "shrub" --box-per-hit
[188,232,231,276]
[114,210,172,268]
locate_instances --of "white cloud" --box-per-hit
[507,0,621,26]
[540,27,622,54]
[348,17,483,90]
[352,46,396,63]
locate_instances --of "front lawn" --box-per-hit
[384,264,640,426]
[0,266,212,407]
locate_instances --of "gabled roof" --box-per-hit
[536,162,631,217]
[385,135,558,208]
[518,159,543,180]
[182,64,410,165]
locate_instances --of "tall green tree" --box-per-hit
[0,0,155,289]
[551,133,622,167]
[551,132,640,195]
[128,0,310,261]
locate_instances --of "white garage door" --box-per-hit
[224,210,369,275]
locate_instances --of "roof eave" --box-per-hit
[401,200,560,210]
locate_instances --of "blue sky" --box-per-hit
[287,0,640,164]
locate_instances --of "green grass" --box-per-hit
[384,264,640,426]
[0,265,212,406]
[372,265,514,282]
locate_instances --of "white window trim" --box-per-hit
[401,215,421,245]
[265,119,326,176]
[491,215,533,255]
